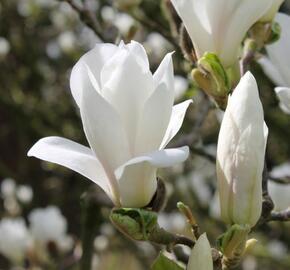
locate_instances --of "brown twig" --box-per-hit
[189,146,216,163]
[268,176,290,185]
[268,209,290,222]
[58,0,109,42]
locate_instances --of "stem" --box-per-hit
[80,190,112,270]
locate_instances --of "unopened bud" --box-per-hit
[192,52,230,109]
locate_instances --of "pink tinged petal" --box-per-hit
[275,87,290,114]
[135,54,176,155]
[100,44,154,153]
[187,233,213,270]
[115,146,189,207]
[27,137,116,202]
[160,99,193,149]
[70,43,118,107]
[80,70,131,202]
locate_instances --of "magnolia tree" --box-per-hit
[1,0,290,269]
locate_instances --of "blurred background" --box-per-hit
[1,0,290,269]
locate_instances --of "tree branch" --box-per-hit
[58,0,110,42]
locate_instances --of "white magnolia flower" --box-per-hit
[171,0,272,67]
[28,41,191,207]
[0,218,32,263]
[259,13,290,114]
[268,162,290,211]
[260,0,284,22]
[187,233,213,270]
[216,72,268,227]
[29,206,73,251]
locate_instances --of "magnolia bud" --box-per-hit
[187,233,213,270]
[218,224,250,269]
[216,72,268,228]
[192,52,230,110]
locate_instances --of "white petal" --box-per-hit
[80,71,131,174]
[171,0,271,67]
[100,43,154,152]
[115,147,189,207]
[170,0,213,60]
[153,52,175,95]
[160,99,192,148]
[265,13,290,87]
[70,43,118,106]
[258,56,286,86]
[134,84,173,155]
[275,87,290,114]
[217,72,267,227]
[220,0,272,67]
[134,54,176,155]
[187,233,213,270]
[27,137,112,199]
[126,40,150,71]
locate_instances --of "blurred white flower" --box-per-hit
[158,212,186,233]
[28,41,191,208]
[171,0,272,67]
[267,240,288,258]
[187,233,213,270]
[101,6,115,22]
[174,75,188,101]
[189,171,212,207]
[16,185,33,204]
[1,178,16,198]
[94,235,109,252]
[114,13,135,35]
[259,13,290,114]
[209,192,221,219]
[0,218,32,263]
[268,162,290,211]
[58,31,77,53]
[274,87,290,114]
[145,32,172,60]
[29,206,73,252]
[0,37,10,57]
[217,72,268,227]
[46,41,61,59]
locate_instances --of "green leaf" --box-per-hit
[151,252,185,270]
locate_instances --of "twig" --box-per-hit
[190,146,216,163]
[80,189,113,270]
[122,9,179,48]
[58,0,109,42]
[268,209,290,222]
[269,176,290,185]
